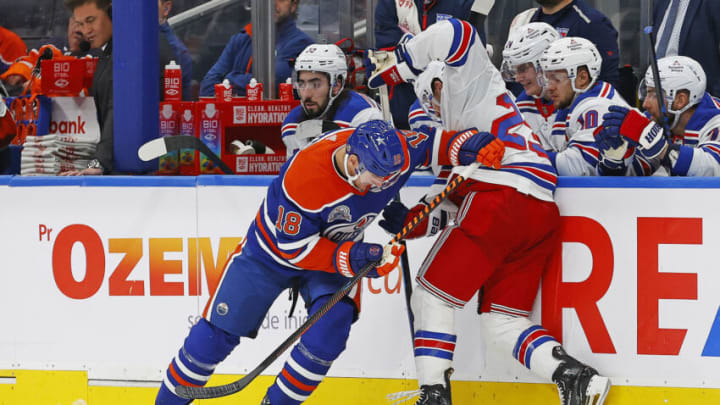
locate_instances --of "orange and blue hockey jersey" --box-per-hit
[243,126,433,273]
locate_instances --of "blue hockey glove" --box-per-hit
[378,200,409,235]
[333,241,404,278]
[448,128,505,168]
[595,125,629,175]
[595,126,625,153]
[379,200,444,240]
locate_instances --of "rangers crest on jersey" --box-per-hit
[328,205,352,222]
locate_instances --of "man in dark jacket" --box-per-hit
[63,0,113,175]
[530,0,620,88]
[653,0,720,97]
[199,0,313,97]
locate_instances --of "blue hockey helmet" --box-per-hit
[346,120,405,177]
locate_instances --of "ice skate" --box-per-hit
[551,346,610,405]
[386,368,453,405]
[414,367,453,405]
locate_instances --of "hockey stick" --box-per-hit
[176,161,480,400]
[643,26,672,134]
[377,75,415,340]
[137,135,234,175]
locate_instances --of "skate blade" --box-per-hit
[585,375,610,405]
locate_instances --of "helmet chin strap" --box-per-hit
[301,75,342,119]
[343,152,361,188]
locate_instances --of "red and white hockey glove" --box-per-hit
[367,34,421,89]
[447,128,505,168]
[603,105,667,160]
[333,241,405,278]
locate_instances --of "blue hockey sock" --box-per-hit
[156,318,240,405]
[266,297,354,404]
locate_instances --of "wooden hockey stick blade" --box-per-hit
[137,135,234,175]
[176,161,481,400]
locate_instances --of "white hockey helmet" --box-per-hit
[539,36,602,93]
[293,44,348,116]
[502,22,560,83]
[639,55,706,127]
[413,60,445,123]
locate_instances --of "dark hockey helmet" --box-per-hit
[346,119,405,178]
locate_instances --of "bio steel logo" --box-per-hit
[44,224,403,300]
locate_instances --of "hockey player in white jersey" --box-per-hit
[539,36,646,176]
[502,22,562,151]
[598,56,720,176]
[281,44,382,157]
[368,18,610,405]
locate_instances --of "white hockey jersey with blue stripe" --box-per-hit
[550,81,632,176]
[403,18,557,202]
[668,93,720,176]
[515,91,561,151]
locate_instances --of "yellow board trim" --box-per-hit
[2,370,720,404]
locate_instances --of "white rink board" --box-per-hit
[1,176,720,389]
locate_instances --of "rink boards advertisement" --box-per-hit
[0,176,720,390]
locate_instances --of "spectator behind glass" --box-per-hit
[0,26,27,76]
[199,0,313,98]
[652,0,720,97]
[522,0,620,91]
[158,0,193,100]
[61,0,113,176]
[373,0,474,130]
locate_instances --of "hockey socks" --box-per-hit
[411,286,456,387]
[512,324,561,380]
[265,296,354,404]
[156,319,240,405]
[265,342,333,404]
[478,313,561,381]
